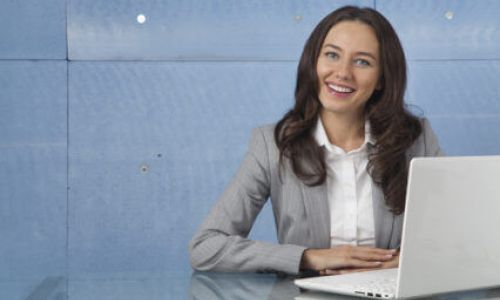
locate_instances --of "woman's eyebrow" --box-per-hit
[356,51,378,61]
[323,43,377,61]
[323,44,343,52]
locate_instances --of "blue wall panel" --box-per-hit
[406,60,500,155]
[378,0,500,60]
[0,147,67,279]
[68,0,372,60]
[0,62,67,145]
[0,61,67,280]
[428,116,500,156]
[68,62,296,273]
[0,0,66,59]
[407,61,500,116]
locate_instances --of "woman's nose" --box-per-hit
[335,60,352,81]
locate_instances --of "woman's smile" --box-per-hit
[325,81,356,98]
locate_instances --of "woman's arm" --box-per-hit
[189,127,307,275]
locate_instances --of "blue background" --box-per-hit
[1,0,500,287]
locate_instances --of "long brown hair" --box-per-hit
[274,6,421,215]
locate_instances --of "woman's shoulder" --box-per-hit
[415,116,435,141]
[416,116,431,127]
[253,123,277,138]
[410,117,443,157]
[247,123,279,156]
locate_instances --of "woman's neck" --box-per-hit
[320,110,365,152]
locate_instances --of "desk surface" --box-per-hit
[2,271,500,300]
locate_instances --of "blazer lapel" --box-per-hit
[300,182,331,248]
[372,183,394,248]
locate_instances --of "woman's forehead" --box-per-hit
[322,21,379,55]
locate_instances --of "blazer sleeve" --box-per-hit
[421,118,445,156]
[189,127,307,275]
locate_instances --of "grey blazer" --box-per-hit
[189,118,443,275]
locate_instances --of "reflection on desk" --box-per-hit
[190,271,355,299]
[2,271,500,299]
[190,272,500,300]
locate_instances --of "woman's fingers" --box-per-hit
[380,252,400,269]
[333,246,396,263]
[351,246,397,255]
[301,246,398,271]
[338,268,374,275]
[320,265,380,276]
[344,258,383,268]
[319,252,401,277]
[350,247,397,262]
[322,256,382,270]
[320,269,341,276]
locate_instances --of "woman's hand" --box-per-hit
[380,250,399,268]
[319,251,400,275]
[300,245,398,274]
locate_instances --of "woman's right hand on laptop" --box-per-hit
[300,245,398,275]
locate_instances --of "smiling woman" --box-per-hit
[189,6,443,276]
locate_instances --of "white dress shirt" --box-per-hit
[314,118,376,247]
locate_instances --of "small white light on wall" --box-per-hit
[137,14,146,24]
[445,11,454,20]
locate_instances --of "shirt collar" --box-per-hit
[313,117,375,153]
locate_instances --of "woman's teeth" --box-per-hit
[328,84,354,93]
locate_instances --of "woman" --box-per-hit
[189,6,442,276]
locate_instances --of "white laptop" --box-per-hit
[295,155,500,299]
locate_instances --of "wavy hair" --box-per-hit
[274,6,421,215]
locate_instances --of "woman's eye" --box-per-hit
[354,59,370,66]
[325,52,338,59]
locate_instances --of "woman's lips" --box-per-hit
[326,83,356,98]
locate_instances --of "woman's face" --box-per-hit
[316,21,381,120]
